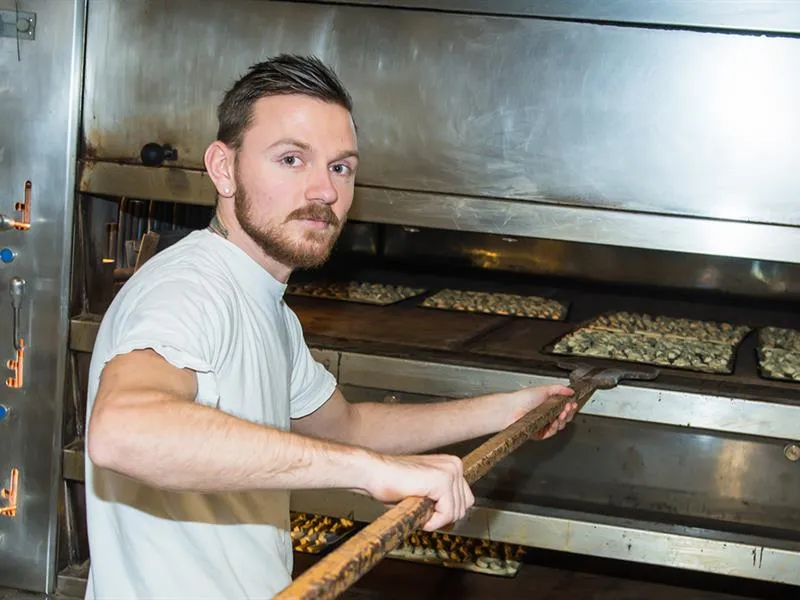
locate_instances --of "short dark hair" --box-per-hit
[216,54,353,150]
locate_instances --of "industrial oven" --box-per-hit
[2,0,800,596]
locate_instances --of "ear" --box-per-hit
[204,141,237,199]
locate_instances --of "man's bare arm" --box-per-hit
[88,350,379,492]
[292,387,576,455]
[87,349,475,531]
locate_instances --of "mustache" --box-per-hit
[287,205,339,227]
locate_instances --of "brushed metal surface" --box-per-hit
[77,162,800,265]
[308,0,800,35]
[61,441,84,484]
[55,562,88,599]
[291,489,800,586]
[340,386,800,535]
[353,187,800,264]
[68,314,101,354]
[0,0,85,593]
[78,161,216,206]
[83,1,800,226]
[337,353,800,441]
[382,226,800,301]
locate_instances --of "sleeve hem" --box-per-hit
[105,341,214,374]
[290,372,337,420]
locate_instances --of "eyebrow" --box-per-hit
[268,138,359,163]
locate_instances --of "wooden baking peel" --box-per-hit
[276,362,659,600]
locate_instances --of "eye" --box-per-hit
[331,163,353,176]
[280,155,304,167]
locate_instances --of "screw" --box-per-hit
[784,443,800,462]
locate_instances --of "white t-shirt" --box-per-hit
[84,229,337,599]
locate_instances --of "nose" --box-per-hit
[305,166,338,205]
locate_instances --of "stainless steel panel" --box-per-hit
[78,161,216,206]
[383,225,800,301]
[77,162,800,265]
[62,442,84,483]
[56,563,88,599]
[354,187,800,264]
[310,348,340,378]
[0,0,85,593]
[0,9,36,41]
[84,1,800,227]
[311,1,800,35]
[291,490,800,585]
[69,314,101,354]
[337,352,800,441]
[340,386,800,534]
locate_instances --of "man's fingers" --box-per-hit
[464,482,475,511]
[452,477,463,526]
[550,385,575,397]
[424,500,451,532]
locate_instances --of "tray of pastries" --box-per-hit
[545,311,751,375]
[420,288,568,320]
[290,512,356,554]
[287,281,426,305]
[757,326,800,382]
[388,530,526,577]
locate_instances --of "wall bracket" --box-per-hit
[0,468,19,517]
[0,10,35,40]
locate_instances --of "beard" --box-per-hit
[233,180,344,270]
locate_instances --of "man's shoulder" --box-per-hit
[132,231,232,288]
[109,231,239,318]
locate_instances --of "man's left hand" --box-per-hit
[502,385,578,439]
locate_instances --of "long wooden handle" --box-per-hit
[275,382,599,600]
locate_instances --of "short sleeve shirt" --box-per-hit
[84,229,336,599]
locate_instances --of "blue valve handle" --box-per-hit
[0,248,15,264]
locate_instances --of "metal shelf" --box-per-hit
[78,161,800,265]
[68,314,800,440]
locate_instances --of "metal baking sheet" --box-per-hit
[757,326,800,382]
[544,311,751,375]
[419,288,568,321]
[388,531,525,578]
[290,511,357,555]
[287,281,426,306]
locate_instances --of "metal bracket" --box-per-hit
[0,180,32,232]
[6,342,24,389]
[0,468,19,517]
[0,9,35,40]
[5,277,26,389]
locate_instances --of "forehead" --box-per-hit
[243,94,357,149]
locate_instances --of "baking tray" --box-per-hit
[286,281,427,306]
[756,326,800,382]
[419,288,569,321]
[388,531,525,578]
[543,311,752,375]
[290,512,357,555]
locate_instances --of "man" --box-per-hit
[84,54,577,599]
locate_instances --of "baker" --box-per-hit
[83,54,577,599]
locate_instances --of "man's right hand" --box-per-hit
[364,454,474,531]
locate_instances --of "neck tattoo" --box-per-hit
[208,213,230,239]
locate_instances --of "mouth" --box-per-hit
[296,218,333,230]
